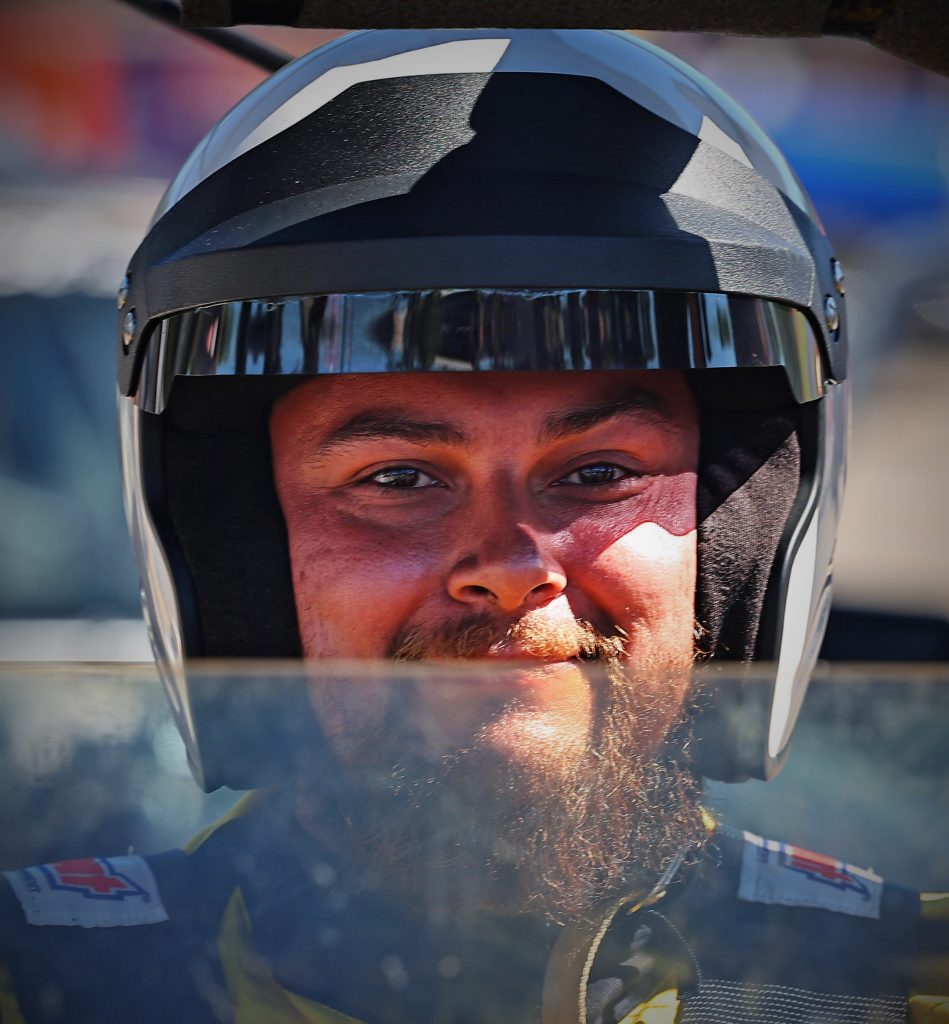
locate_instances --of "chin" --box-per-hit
[475,703,590,776]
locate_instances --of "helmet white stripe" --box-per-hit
[768,509,820,760]
[232,39,512,164]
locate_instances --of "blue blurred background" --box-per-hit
[0,1,947,655]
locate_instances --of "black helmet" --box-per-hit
[117,29,848,791]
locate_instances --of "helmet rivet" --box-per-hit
[824,295,840,335]
[117,274,130,311]
[122,309,137,351]
[831,258,845,295]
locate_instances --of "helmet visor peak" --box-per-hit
[134,288,826,414]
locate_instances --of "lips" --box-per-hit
[389,610,624,663]
[479,640,594,663]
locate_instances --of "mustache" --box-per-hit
[388,614,626,663]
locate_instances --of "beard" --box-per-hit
[296,614,706,926]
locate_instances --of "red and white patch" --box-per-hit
[4,856,169,927]
[738,832,883,919]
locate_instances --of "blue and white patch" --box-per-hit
[737,832,883,920]
[4,856,169,928]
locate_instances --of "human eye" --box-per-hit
[555,462,639,486]
[362,465,441,489]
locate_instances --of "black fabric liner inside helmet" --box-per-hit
[159,369,800,666]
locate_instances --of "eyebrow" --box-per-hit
[540,388,676,443]
[303,388,674,459]
[306,410,469,456]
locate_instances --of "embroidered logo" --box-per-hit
[738,832,883,919]
[779,848,872,898]
[42,858,152,899]
[4,855,169,927]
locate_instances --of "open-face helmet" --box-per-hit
[117,29,848,791]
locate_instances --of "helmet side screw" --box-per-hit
[122,309,137,352]
[824,295,840,336]
[832,258,845,295]
[118,274,130,311]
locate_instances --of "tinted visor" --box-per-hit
[135,289,826,414]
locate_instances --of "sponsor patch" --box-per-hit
[4,856,169,927]
[738,832,883,919]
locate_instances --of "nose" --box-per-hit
[446,521,567,614]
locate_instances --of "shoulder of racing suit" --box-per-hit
[0,811,946,1024]
[551,826,949,1024]
[0,815,251,1024]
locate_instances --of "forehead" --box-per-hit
[271,370,697,440]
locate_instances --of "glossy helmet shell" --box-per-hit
[118,30,848,790]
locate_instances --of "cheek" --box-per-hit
[549,471,696,558]
[284,505,448,657]
[598,522,697,608]
[566,471,698,654]
[642,470,698,538]
[592,522,697,651]
[558,473,697,633]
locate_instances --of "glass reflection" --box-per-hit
[0,662,945,1022]
[137,290,827,414]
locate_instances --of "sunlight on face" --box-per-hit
[271,371,699,779]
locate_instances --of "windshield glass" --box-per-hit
[1,661,945,1022]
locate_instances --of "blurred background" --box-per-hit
[0,0,947,659]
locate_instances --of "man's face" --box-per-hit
[271,370,699,772]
